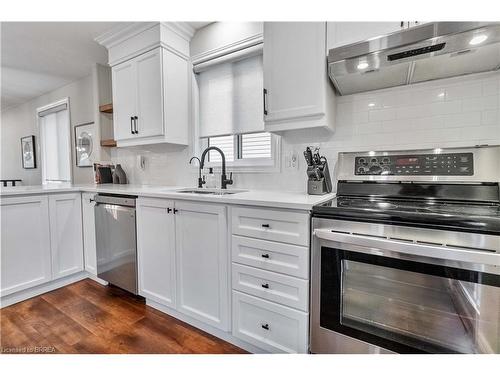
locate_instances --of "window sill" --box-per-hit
[203,160,281,174]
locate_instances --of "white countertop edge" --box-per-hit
[0,184,335,211]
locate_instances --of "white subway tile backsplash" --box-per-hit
[443,112,481,128]
[462,95,498,112]
[368,107,397,122]
[411,88,446,103]
[352,111,369,124]
[110,72,500,193]
[356,122,382,135]
[481,110,499,125]
[445,83,482,101]
[482,80,499,96]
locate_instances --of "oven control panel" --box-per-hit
[354,153,474,176]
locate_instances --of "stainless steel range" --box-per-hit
[310,146,500,354]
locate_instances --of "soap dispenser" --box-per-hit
[206,168,216,189]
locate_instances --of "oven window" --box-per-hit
[320,247,500,354]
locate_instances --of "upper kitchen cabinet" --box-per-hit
[96,23,191,147]
[263,22,335,132]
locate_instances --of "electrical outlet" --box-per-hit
[286,151,299,170]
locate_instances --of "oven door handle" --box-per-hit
[313,229,500,267]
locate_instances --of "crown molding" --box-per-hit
[95,22,157,48]
[191,33,263,65]
[162,22,196,41]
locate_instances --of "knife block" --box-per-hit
[307,159,333,195]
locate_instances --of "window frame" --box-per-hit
[192,38,281,174]
[199,133,281,173]
[36,97,73,184]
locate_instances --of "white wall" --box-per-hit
[1,74,97,185]
[110,71,500,192]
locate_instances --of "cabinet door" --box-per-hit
[49,193,84,279]
[263,22,326,124]
[1,195,52,296]
[137,198,176,308]
[327,22,404,49]
[82,192,97,275]
[175,201,229,331]
[112,60,137,141]
[135,48,164,138]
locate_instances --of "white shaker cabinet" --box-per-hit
[112,60,136,141]
[174,201,229,331]
[111,47,189,147]
[137,198,176,308]
[263,22,335,132]
[136,198,230,332]
[48,193,84,280]
[82,192,97,275]
[0,195,52,296]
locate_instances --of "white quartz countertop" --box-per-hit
[0,183,335,210]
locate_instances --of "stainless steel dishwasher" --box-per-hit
[94,194,138,294]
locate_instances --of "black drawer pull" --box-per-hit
[167,208,172,213]
[261,323,269,330]
[261,254,270,259]
[261,283,269,289]
[261,224,270,228]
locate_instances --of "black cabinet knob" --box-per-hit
[261,254,270,259]
[173,208,179,214]
[167,208,172,213]
[261,323,269,330]
[261,283,269,289]
[261,224,270,228]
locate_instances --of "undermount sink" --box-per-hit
[175,188,247,195]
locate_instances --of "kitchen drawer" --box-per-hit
[232,263,309,311]
[231,206,309,246]
[232,291,308,353]
[232,235,309,279]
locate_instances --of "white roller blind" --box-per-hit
[197,53,264,138]
[39,104,71,182]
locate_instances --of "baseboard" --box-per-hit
[1,272,88,308]
[146,299,265,354]
[85,272,108,286]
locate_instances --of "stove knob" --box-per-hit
[369,165,382,174]
[357,166,366,174]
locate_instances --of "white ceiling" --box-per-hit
[1,21,212,111]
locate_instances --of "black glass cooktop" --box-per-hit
[313,196,500,235]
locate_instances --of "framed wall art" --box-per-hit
[21,135,36,169]
[74,122,95,167]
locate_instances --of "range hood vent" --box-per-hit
[328,22,500,95]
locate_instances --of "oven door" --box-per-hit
[311,219,500,354]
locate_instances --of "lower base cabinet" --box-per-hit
[232,291,308,353]
[137,198,176,308]
[82,192,97,275]
[0,195,52,296]
[1,193,84,299]
[137,198,230,331]
[49,193,84,279]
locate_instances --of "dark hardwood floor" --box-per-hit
[0,279,247,354]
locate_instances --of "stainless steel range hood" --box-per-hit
[328,22,500,95]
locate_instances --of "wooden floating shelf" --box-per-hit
[100,139,117,147]
[99,103,113,113]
